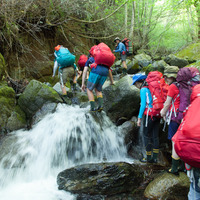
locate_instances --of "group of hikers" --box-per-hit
[52,38,200,199]
[52,37,128,111]
[132,66,200,199]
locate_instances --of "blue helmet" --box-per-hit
[131,74,147,85]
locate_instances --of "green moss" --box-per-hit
[14,105,26,123]
[175,43,200,61]
[0,85,15,98]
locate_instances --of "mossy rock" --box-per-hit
[0,84,16,132]
[175,43,200,63]
[18,79,63,118]
[6,105,27,132]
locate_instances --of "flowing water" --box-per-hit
[0,104,130,200]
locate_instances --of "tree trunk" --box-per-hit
[186,5,195,41]
[125,0,128,37]
[129,1,135,41]
[194,0,200,40]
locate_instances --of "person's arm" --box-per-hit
[114,43,123,53]
[81,66,88,92]
[160,96,173,117]
[53,60,58,77]
[137,89,146,126]
[108,69,114,85]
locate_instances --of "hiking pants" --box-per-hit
[188,168,200,200]
[143,115,160,152]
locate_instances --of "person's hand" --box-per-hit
[160,108,165,117]
[137,118,141,127]
[81,84,86,92]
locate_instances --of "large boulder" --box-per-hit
[57,162,144,196]
[18,80,63,119]
[6,105,27,132]
[0,53,5,80]
[103,75,140,123]
[175,42,200,63]
[127,59,140,74]
[0,82,16,133]
[164,54,189,68]
[134,53,152,68]
[144,172,190,199]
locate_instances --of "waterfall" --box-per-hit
[0,104,130,200]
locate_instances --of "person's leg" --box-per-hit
[59,70,67,95]
[188,168,200,200]
[141,115,153,162]
[95,89,103,111]
[167,121,180,174]
[121,54,127,75]
[167,141,180,175]
[87,72,98,111]
[87,88,96,111]
[151,117,160,163]
[94,75,107,112]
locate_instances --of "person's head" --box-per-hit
[114,37,121,44]
[163,66,179,85]
[132,74,147,89]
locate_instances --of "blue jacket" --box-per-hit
[115,42,126,54]
[138,87,153,119]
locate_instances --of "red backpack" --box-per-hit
[146,71,169,117]
[172,84,200,168]
[122,38,133,55]
[78,55,88,69]
[91,43,116,69]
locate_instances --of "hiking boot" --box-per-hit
[140,157,147,163]
[97,106,103,112]
[90,108,97,112]
[167,168,179,176]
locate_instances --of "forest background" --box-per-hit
[0,0,200,80]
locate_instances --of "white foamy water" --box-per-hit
[0,104,130,200]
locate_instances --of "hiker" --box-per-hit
[160,66,181,175]
[113,37,127,75]
[73,54,89,91]
[172,84,200,199]
[132,73,160,163]
[81,43,114,112]
[53,45,79,97]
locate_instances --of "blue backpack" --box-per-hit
[55,48,75,68]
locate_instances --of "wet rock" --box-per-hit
[103,75,140,123]
[127,59,140,74]
[57,162,144,196]
[134,53,152,68]
[6,105,27,131]
[164,54,189,68]
[18,80,63,119]
[32,102,57,125]
[0,82,16,133]
[144,172,190,199]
